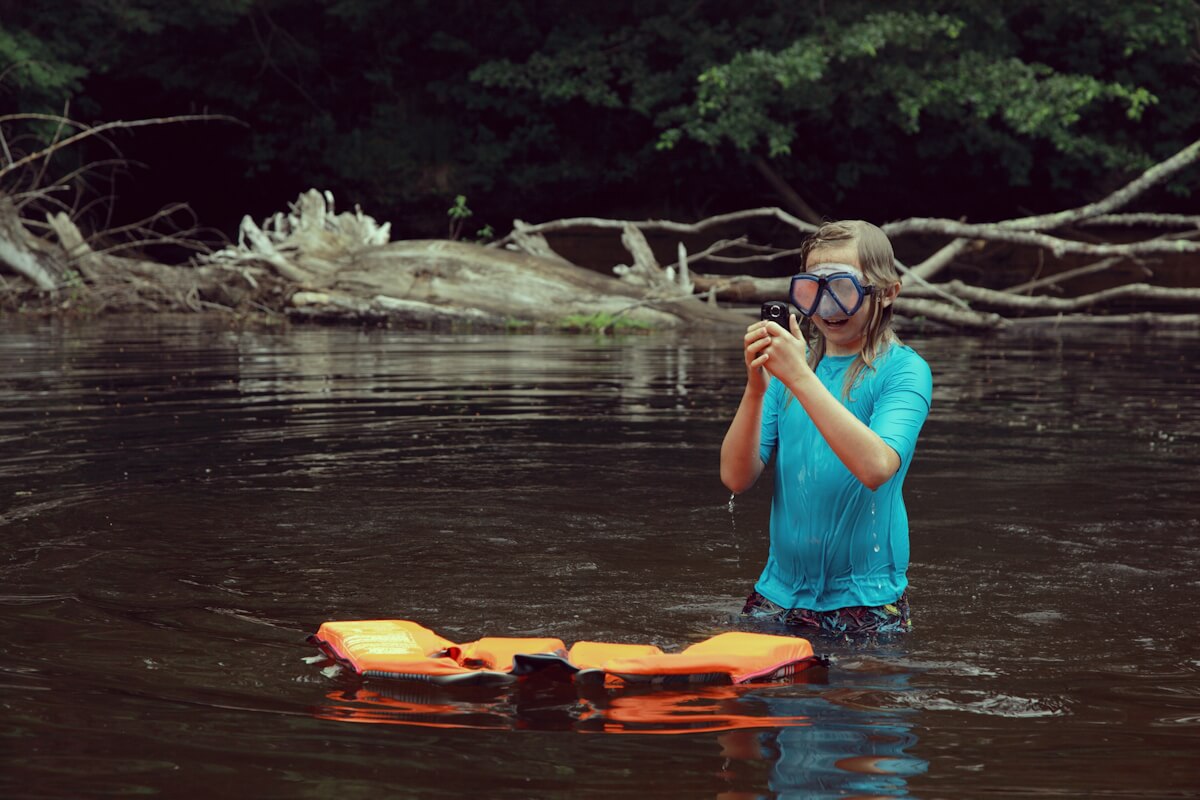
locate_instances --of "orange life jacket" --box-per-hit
[311,619,819,687]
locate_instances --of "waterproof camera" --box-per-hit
[760,301,790,325]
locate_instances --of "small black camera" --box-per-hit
[760,301,790,324]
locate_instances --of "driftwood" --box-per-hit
[1,107,1197,331]
[199,191,747,328]
[0,105,749,328]
[0,111,234,303]
[498,136,1200,330]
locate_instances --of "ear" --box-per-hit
[880,280,901,309]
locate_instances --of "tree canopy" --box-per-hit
[1,0,1197,239]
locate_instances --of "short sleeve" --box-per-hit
[870,350,932,467]
[758,377,781,466]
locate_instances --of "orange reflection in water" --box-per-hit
[311,669,825,736]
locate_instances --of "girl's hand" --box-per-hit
[760,314,812,387]
[743,320,773,395]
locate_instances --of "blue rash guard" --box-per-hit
[755,344,932,611]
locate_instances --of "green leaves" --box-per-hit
[2,0,1195,229]
[658,11,970,157]
[0,26,87,103]
[665,9,1155,159]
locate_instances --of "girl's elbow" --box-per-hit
[860,457,900,491]
[721,466,756,495]
[721,472,749,495]
[861,474,887,492]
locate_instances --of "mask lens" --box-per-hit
[826,275,864,314]
[789,275,821,315]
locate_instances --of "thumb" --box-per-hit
[789,313,802,337]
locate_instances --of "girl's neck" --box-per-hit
[827,339,863,357]
[824,329,894,358]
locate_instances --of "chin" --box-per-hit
[816,318,866,352]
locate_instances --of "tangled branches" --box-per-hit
[0,110,238,311]
[499,137,1200,330]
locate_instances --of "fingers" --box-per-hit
[789,313,801,337]
[745,320,792,338]
[745,329,771,361]
[743,322,774,373]
[744,322,774,350]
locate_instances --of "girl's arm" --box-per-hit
[720,321,773,494]
[787,369,900,490]
[756,317,900,491]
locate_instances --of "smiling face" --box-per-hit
[805,244,877,356]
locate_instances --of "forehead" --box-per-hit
[805,244,861,270]
[805,244,860,269]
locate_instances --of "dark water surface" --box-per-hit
[1,317,1197,798]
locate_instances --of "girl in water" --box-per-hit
[721,220,931,634]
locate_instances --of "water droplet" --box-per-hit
[873,545,880,553]
[726,493,741,567]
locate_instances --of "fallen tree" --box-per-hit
[494,137,1200,330]
[1,109,1196,331]
[0,112,749,330]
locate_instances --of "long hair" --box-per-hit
[798,220,901,399]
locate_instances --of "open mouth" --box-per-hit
[819,317,850,330]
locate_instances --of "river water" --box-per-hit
[1,316,1197,798]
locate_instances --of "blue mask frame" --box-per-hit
[789,272,875,317]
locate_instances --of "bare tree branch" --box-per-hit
[750,155,824,225]
[1080,213,1200,229]
[1004,312,1200,329]
[1002,257,1128,294]
[1002,137,1200,231]
[880,219,1200,257]
[901,237,972,283]
[924,279,1200,313]
[0,114,243,181]
[492,207,816,249]
[893,297,1007,330]
[704,246,806,264]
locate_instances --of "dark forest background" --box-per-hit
[3,0,1198,249]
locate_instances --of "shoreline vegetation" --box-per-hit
[1,115,1198,334]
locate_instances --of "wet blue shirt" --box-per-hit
[756,344,932,611]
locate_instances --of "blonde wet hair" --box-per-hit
[798,220,901,399]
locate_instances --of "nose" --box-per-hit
[815,292,843,318]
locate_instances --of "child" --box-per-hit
[720,220,931,634]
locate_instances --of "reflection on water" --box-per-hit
[1,317,1198,798]
[309,668,927,797]
[314,679,821,735]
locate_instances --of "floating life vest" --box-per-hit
[311,619,820,687]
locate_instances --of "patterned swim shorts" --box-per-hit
[741,590,912,634]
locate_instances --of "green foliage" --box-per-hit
[463,0,1200,215]
[0,27,87,103]
[1,0,1196,232]
[664,11,966,156]
[447,194,472,239]
[503,317,535,332]
[446,195,492,241]
[657,2,1192,195]
[447,195,472,220]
